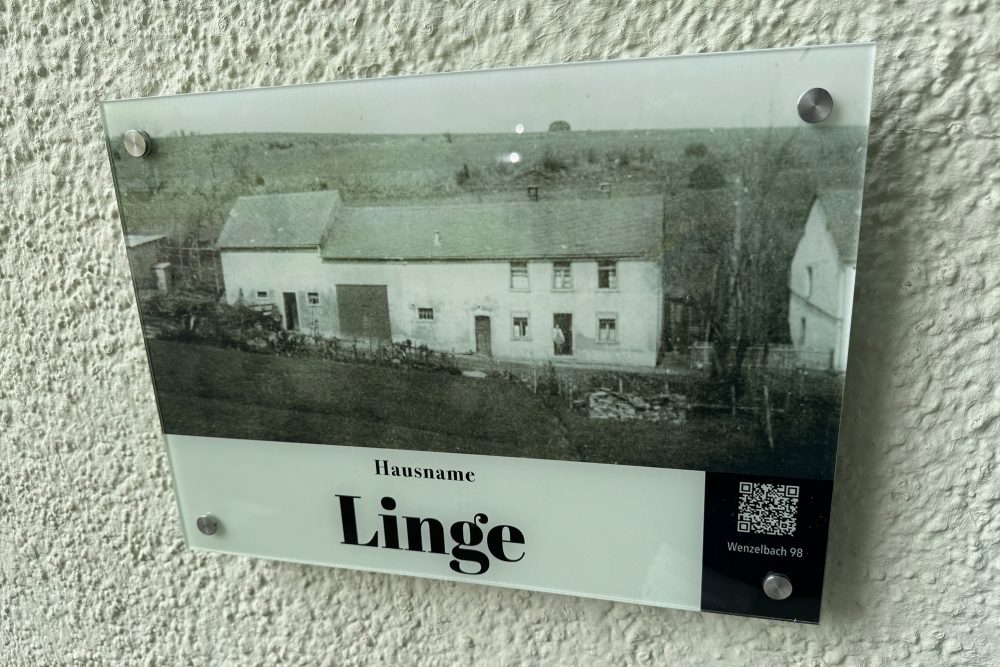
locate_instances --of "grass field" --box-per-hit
[112,127,868,244]
[148,339,837,479]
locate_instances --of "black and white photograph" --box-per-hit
[110,90,866,482]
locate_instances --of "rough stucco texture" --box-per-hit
[1,1,998,665]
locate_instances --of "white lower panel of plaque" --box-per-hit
[168,435,831,622]
[104,42,873,623]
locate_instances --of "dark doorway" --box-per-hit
[553,313,572,355]
[336,285,392,342]
[475,316,492,356]
[283,292,299,331]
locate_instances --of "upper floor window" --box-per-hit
[307,292,320,306]
[418,307,435,321]
[805,267,813,298]
[598,260,618,289]
[553,261,572,290]
[510,262,529,290]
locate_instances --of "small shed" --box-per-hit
[126,234,167,290]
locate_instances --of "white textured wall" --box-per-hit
[2,1,998,665]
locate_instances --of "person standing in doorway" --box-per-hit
[552,323,566,355]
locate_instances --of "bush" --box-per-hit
[684,143,708,158]
[541,149,567,172]
[142,291,282,348]
[608,150,630,168]
[144,293,469,376]
[688,163,725,190]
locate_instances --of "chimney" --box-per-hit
[527,185,539,202]
[433,230,442,247]
[598,182,611,197]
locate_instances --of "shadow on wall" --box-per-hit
[820,120,917,623]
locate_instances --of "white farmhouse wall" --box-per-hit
[221,248,341,333]
[223,251,662,367]
[4,2,999,665]
[788,201,852,371]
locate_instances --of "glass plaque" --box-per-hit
[102,43,875,622]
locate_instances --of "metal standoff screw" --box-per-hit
[762,572,793,600]
[123,129,151,157]
[196,514,220,536]
[797,88,833,124]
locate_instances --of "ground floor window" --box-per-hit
[597,314,618,343]
[512,314,530,340]
[418,307,435,321]
[255,290,268,300]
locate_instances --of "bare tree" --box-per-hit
[706,134,796,388]
[663,133,797,392]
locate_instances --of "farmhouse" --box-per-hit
[787,190,862,372]
[217,190,666,367]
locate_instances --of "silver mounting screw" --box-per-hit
[762,572,793,600]
[123,129,151,157]
[196,514,220,536]
[797,88,833,124]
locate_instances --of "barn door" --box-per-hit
[336,285,392,342]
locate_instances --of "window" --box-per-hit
[510,262,529,290]
[418,307,435,321]
[255,290,268,300]
[598,260,618,289]
[553,262,572,290]
[512,315,529,340]
[307,292,320,306]
[800,317,807,345]
[597,315,618,343]
[805,267,813,298]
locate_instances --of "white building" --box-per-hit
[787,191,862,372]
[217,190,666,367]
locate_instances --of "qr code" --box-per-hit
[737,482,799,536]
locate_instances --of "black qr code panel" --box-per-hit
[737,482,799,536]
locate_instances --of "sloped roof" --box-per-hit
[816,190,862,263]
[126,234,165,248]
[320,196,665,260]
[217,191,342,249]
